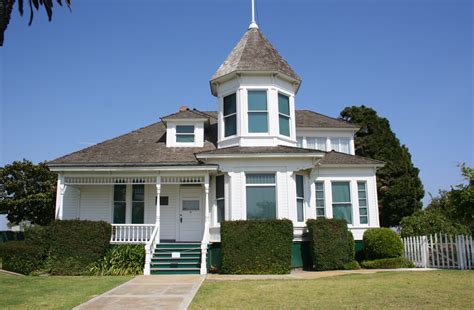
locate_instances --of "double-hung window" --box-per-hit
[296,175,304,222]
[216,175,225,223]
[357,181,368,224]
[176,125,195,143]
[223,93,237,137]
[330,138,350,154]
[248,90,268,133]
[246,173,276,219]
[278,93,290,136]
[132,185,145,224]
[113,185,126,224]
[315,181,325,217]
[331,182,352,224]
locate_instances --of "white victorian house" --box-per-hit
[49,21,383,275]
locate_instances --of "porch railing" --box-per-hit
[110,224,155,244]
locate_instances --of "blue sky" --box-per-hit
[1,0,472,206]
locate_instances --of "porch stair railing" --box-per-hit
[144,225,160,275]
[110,224,155,244]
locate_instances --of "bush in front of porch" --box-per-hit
[220,219,293,274]
[90,244,145,276]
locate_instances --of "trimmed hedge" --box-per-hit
[48,220,111,275]
[0,241,44,274]
[90,245,145,276]
[307,218,354,271]
[343,260,361,270]
[221,219,293,274]
[361,257,415,269]
[363,228,403,260]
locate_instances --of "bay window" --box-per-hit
[248,90,268,133]
[278,93,290,136]
[223,93,237,137]
[331,182,352,224]
[246,173,276,219]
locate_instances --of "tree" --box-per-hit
[399,209,469,237]
[340,106,424,227]
[1,0,71,46]
[0,160,57,225]
[427,163,474,233]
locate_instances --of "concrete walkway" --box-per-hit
[75,275,204,310]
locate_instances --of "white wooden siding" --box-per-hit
[79,185,112,222]
[63,186,80,219]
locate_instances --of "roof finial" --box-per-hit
[248,0,259,29]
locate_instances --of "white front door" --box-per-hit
[178,187,203,242]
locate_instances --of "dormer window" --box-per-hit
[278,93,290,136]
[176,125,195,143]
[223,93,237,137]
[248,90,268,133]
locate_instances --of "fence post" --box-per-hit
[456,235,464,270]
[421,236,428,268]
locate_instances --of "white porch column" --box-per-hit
[201,173,210,274]
[155,175,161,233]
[55,175,66,220]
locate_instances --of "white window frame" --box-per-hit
[295,174,305,223]
[330,180,353,225]
[357,181,369,225]
[315,181,326,218]
[245,172,277,220]
[223,93,237,138]
[278,92,291,137]
[215,174,225,224]
[247,89,269,134]
[175,125,195,143]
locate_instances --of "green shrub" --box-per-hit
[343,260,361,270]
[48,220,111,275]
[361,257,415,269]
[400,209,470,238]
[0,241,44,274]
[221,219,293,274]
[307,218,354,271]
[24,225,51,256]
[363,228,403,260]
[90,245,145,275]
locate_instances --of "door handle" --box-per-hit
[180,214,183,223]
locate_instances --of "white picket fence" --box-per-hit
[402,234,473,269]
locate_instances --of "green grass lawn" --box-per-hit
[191,270,474,309]
[0,272,131,309]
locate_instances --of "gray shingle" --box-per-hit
[296,110,359,129]
[318,151,384,166]
[196,145,324,156]
[161,109,213,121]
[211,28,300,86]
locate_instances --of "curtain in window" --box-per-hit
[296,137,303,148]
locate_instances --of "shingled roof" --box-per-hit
[296,110,359,129]
[196,145,324,157]
[318,151,384,166]
[211,28,300,92]
[161,109,212,121]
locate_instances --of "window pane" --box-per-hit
[307,137,316,149]
[358,190,367,199]
[248,112,268,133]
[248,91,267,110]
[316,199,325,207]
[113,202,126,224]
[246,174,275,184]
[216,175,225,198]
[360,216,368,224]
[316,208,325,216]
[279,115,290,136]
[176,134,195,142]
[332,182,351,203]
[176,125,194,133]
[315,182,324,192]
[296,175,304,198]
[114,185,126,201]
[217,199,225,223]
[296,137,303,147]
[357,182,366,191]
[333,204,352,224]
[246,186,276,220]
[297,199,304,222]
[359,208,368,216]
[224,93,236,116]
[278,93,290,115]
[359,199,367,207]
[160,196,169,206]
[132,201,144,224]
[132,185,144,201]
[340,139,350,154]
[183,200,200,211]
[225,114,237,137]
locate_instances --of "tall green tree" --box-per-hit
[0,159,57,225]
[340,106,424,227]
[1,0,71,46]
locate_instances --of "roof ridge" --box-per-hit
[191,109,216,120]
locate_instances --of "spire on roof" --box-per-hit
[248,0,259,29]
